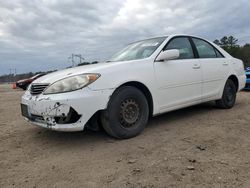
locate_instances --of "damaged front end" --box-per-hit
[28,104,81,126]
[21,83,114,132]
[21,94,84,131]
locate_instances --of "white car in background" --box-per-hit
[21,34,246,139]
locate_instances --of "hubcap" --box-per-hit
[119,98,140,127]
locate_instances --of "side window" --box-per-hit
[164,37,194,59]
[192,38,217,58]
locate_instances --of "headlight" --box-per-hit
[43,73,100,94]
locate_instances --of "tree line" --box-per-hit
[214,36,250,68]
[0,61,100,83]
[0,70,56,83]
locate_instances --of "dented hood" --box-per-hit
[33,62,112,84]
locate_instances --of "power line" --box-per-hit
[68,53,85,67]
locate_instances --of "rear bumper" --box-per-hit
[21,87,114,132]
[238,74,247,91]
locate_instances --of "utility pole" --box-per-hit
[72,53,75,67]
[74,54,85,65]
[14,68,17,82]
[68,54,85,67]
[9,69,12,82]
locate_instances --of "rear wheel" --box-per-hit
[216,79,237,109]
[101,86,149,139]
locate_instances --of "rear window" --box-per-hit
[192,38,217,58]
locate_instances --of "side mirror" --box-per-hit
[155,49,180,61]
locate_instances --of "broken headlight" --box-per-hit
[43,74,100,94]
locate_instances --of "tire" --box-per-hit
[101,86,149,139]
[216,79,237,109]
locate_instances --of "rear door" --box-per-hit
[154,36,202,112]
[191,37,230,100]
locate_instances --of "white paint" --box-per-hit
[21,34,246,131]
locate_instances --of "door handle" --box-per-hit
[193,64,200,69]
[223,62,229,66]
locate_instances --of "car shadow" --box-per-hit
[146,102,216,130]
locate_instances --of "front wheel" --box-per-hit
[101,86,149,139]
[216,79,237,109]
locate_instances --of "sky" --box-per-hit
[0,0,250,75]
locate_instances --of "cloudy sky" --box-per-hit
[0,0,250,75]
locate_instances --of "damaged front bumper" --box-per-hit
[21,87,113,131]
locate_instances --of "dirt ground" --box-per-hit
[0,84,250,188]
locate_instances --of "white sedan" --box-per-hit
[21,34,246,139]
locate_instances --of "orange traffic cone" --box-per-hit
[12,83,17,89]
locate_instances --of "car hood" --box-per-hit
[33,62,117,84]
[17,78,30,83]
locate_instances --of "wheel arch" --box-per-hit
[116,81,154,117]
[228,75,239,91]
[86,81,154,131]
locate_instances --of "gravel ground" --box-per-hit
[0,84,250,188]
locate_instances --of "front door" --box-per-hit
[154,37,202,113]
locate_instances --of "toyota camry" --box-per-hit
[21,34,246,139]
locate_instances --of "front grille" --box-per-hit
[30,83,49,95]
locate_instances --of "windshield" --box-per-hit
[108,37,167,62]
